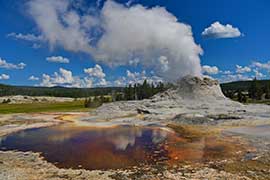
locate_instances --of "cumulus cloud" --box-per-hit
[40,68,78,87]
[221,70,232,75]
[46,56,70,63]
[96,78,108,86]
[28,0,203,81]
[253,69,265,79]
[202,65,219,75]
[52,68,73,84]
[84,64,105,78]
[84,64,108,86]
[236,65,251,74]
[251,61,270,71]
[40,66,108,87]
[220,74,252,83]
[202,21,242,39]
[0,74,10,80]
[114,70,163,86]
[217,60,270,82]
[28,75,39,81]
[0,57,26,70]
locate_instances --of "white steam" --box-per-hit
[28,0,203,81]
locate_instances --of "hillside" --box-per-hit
[221,79,270,91]
[0,84,124,98]
[1,79,270,98]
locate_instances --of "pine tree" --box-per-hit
[265,82,270,99]
[84,98,92,108]
[249,78,258,99]
[134,84,138,100]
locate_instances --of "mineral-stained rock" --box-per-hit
[0,151,114,180]
[172,113,213,125]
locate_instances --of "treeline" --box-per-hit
[0,84,124,98]
[84,95,111,108]
[222,78,270,103]
[121,80,171,101]
[84,80,171,108]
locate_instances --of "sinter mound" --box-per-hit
[96,76,270,123]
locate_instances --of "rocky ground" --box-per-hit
[0,76,270,179]
[95,76,270,124]
[0,112,269,180]
[0,95,75,104]
[0,149,253,180]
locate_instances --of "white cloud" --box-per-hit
[54,68,74,84]
[253,69,265,79]
[28,0,94,53]
[84,64,105,78]
[83,77,93,88]
[28,0,203,81]
[158,56,169,72]
[114,78,125,86]
[128,58,140,66]
[84,64,108,86]
[46,56,70,63]
[221,70,232,75]
[7,32,44,42]
[251,61,270,71]
[220,74,252,83]
[40,68,75,87]
[96,78,108,86]
[40,66,108,87]
[236,65,251,74]
[39,67,162,87]
[114,70,163,86]
[94,1,203,81]
[202,21,242,39]
[7,33,44,49]
[126,70,141,80]
[28,75,39,81]
[202,65,219,75]
[0,57,26,70]
[0,74,10,80]
[40,74,52,87]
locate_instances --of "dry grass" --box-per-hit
[0,101,91,114]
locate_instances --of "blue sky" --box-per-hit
[1,0,270,87]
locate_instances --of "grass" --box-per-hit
[0,100,92,114]
[230,97,270,105]
[246,99,270,105]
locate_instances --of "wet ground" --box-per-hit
[225,125,270,139]
[0,123,249,171]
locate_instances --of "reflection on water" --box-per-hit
[0,124,244,170]
[0,124,171,170]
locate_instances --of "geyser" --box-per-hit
[28,0,203,81]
